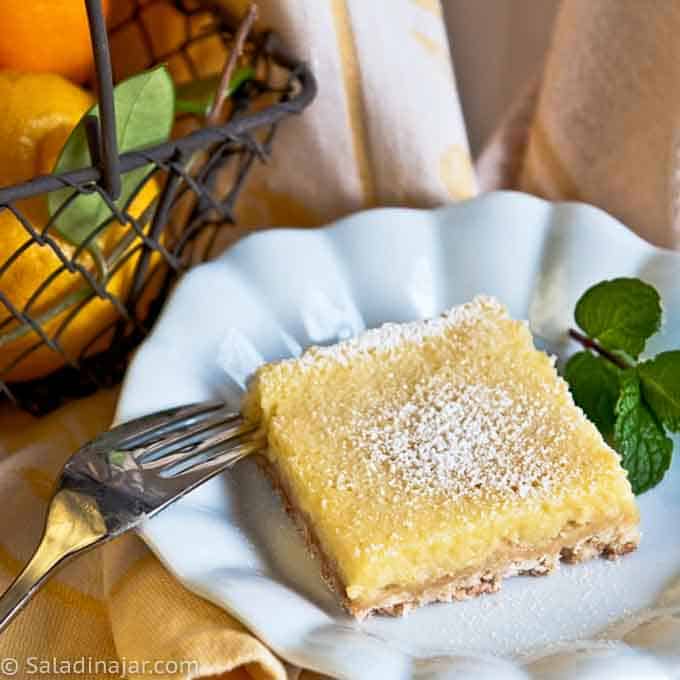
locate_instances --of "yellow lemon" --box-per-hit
[0,72,159,382]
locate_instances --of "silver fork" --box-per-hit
[0,400,262,634]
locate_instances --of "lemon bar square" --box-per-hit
[243,296,640,619]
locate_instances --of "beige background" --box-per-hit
[443,0,559,155]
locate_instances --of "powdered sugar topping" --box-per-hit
[260,295,589,509]
[337,371,577,503]
[296,296,507,369]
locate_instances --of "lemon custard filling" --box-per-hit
[243,296,640,618]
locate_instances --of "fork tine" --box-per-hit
[117,402,236,451]
[158,436,263,479]
[138,419,256,469]
[136,413,253,464]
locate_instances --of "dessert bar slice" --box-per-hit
[242,296,639,619]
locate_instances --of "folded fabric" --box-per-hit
[233,0,475,229]
[517,0,680,249]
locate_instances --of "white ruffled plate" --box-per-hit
[117,192,680,680]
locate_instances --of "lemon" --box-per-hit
[0,72,159,382]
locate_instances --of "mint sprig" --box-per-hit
[564,352,621,438]
[638,351,680,433]
[614,370,672,495]
[565,277,678,494]
[574,278,662,360]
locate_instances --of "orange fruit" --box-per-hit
[0,0,111,84]
[0,72,159,382]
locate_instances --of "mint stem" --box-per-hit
[568,329,633,370]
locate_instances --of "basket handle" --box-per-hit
[84,0,121,200]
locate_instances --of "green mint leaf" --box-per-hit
[564,351,621,437]
[638,351,680,432]
[48,66,175,247]
[614,369,673,494]
[175,67,254,115]
[575,278,662,359]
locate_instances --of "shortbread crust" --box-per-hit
[258,455,639,618]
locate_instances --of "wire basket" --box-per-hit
[0,0,316,415]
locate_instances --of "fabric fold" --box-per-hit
[518,0,680,249]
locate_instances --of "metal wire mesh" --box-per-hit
[0,0,316,414]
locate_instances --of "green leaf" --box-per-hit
[575,278,662,359]
[614,370,673,494]
[638,351,680,432]
[175,67,254,116]
[564,351,621,437]
[48,66,175,247]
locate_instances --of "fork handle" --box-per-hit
[0,489,108,635]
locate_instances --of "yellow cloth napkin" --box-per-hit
[234,0,475,229]
[0,1,474,678]
[515,0,680,249]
